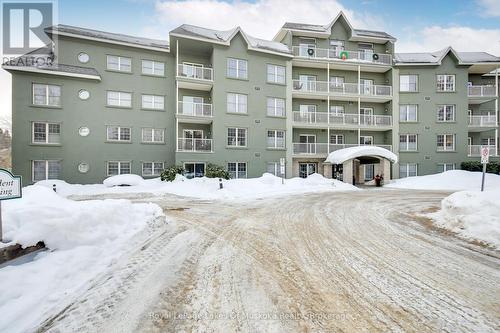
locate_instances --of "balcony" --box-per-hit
[468,114,497,130]
[468,145,497,157]
[177,101,213,123]
[467,85,497,104]
[291,46,392,72]
[293,111,392,130]
[292,143,392,157]
[177,138,213,153]
[176,64,213,91]
[292,80,392,102]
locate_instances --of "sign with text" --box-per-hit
[280,158,285,176]
[481,147,489,164]
[0,169,22,200]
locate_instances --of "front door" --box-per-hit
[183,129,203,150]
[299,134,316,154]
[299,105,316,123]
[364,164,375,181]
[360,79,373,95]
[299,75,316,92]
[360,107,373,125]
[182,96,204,116]
[299,163,317,178]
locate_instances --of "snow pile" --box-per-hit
[428,190,500,248]
[325,146,397,164]
[103,174,145,187]
[37,173,358,200]
[387,170,500,191]
[0,185,164,332]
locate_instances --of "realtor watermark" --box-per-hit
[1,0,57,66]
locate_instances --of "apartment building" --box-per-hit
[3,12,499,184]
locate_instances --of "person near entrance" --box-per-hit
[375,174,382,187]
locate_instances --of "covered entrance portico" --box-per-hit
[325,146,398,185]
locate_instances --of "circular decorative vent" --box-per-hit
[77,52,90,64]
[78,89,90,100]
[78,126,90,137]
[78,162,90,173]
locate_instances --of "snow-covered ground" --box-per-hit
[36,173,358,200]
[428,190,500,248]
[386,170,500,248]
[0,186,164,333]
[386,170,500,191]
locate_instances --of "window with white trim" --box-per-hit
[32,84,61,106]
[330,105,344,115]
[107,91,132,107]
[227,58,247,79]
[142,94,164,110]
[227,128,247,147]
[142,128,164,143]
[399,75,418,92]
[399,104,418,122]
[267,130,285,149]
[107,55,131,72]
[399,163,417,178]
[267,97,285,117]
[437,134,455,151]
[227,162,247,179]
[142,60,164,76]
[437,105,455,122]
[106,126,131,142]
[330,134,344,145]
[267,64,285,84]
[399,134,417,151]
[107,161,131,176]
[142,162,164,176]
[267,162,281,176]
[360,136,373,145]
[32,160,61,182]
[437,163,455,173]
[227,93,247,114]
[436,74,455,92]
[32,122,61,144]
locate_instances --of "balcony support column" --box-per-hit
[327,63,330,154]
[496,68,498,156]
[358,96,361,145]
[175,39,179,152]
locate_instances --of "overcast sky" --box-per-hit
[1,0,500,122]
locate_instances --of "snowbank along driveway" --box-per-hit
[40,189,500,333]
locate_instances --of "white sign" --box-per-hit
[0,169,22,200]
[279,158,285,175]
[481,147,490,164]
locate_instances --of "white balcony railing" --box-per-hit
[293,143,392,155]
[292,46,392,65]
[177,101,213,117]
[293,111,392,127]
[468,85,496,97]
[468,145,497,157]
[177,138,213,152]
[292,80,392,97]
[177,64,213,81]
[468,115,497,127]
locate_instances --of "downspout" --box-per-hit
[358,65,361,145]
[327,62,330,154]
[176,40,179,152]
[496,68,499,156]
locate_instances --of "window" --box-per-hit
[107,91,132,107]
[142,94,164,110]
[32,84,61,106]
[437,105,455,122]
[399,163,417,178]
[399,105,418,122]
[330,105,344,115]
[142,128,164,143]
[298,38,316,57]
[399,134,417,151]
[267,97,285,117]
[107,161,131,176]
[267,162,281,176]
[437,163,455,173]
[32,160,61,182]
[330,134,344,145]
[481,137,496,146]
[330,39,344,53]
[32,122,61,144]
[142,162,164,176]
[184,163,205,179]
[267,64,285,84]
[106,126,131,142]
[227,58,247,79]
[227,93,247,114]
[399,75,418,92]
[107,55,131,72]
[227,128,247,147]
[142,60,164,76]
[437,134,455,151]
[267,130,285,149]
[436,74,455,92]
[360,136,373,145]
[227,162,247,179]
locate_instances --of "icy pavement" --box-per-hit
[37,190,500,333]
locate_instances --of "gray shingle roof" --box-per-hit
[171,24,291,55]
[47,24,169,50]
[457,52,500,63]
[394,48,500,64]
[281,22,395,40]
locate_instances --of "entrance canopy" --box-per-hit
[325,146,398,164]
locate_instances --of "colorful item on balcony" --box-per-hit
[339,51,348,60]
